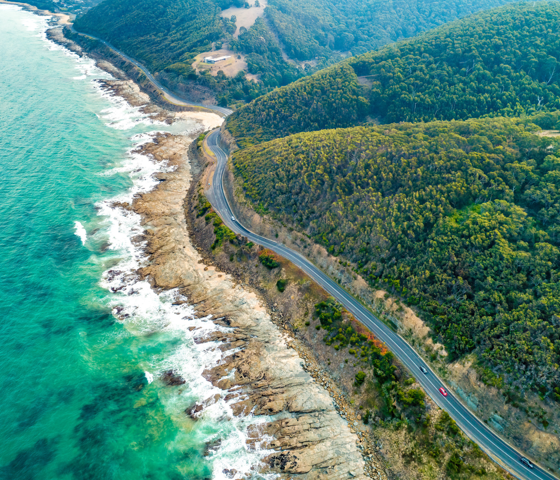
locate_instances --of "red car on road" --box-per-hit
[439,387,448,397]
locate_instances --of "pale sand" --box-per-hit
[0,0,72,24]
[175,111,223,131]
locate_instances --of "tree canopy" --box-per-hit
[227,1,560,144]
[233,113,560,397]
[74,0,228,73]
[265,0,526,60]
[74,0,534,106]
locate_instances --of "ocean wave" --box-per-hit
[74,221,87,245]
[21,14,47,32]
[0,4,21,11]
[93,82,163,130]
[30,8,113,86]
[34,12,275,476]
[95,130,276,479]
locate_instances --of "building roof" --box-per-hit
[204,56,231,62]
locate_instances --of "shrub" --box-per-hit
[355,371,366,386]
[206,213,236,249]
[205,212,218,223]
[436,411,460,436]
[212,223,237,249]
[446,452,464,476]
[197,196,211,217]
[196,132,206,149]
[398,388,426,408]
[315,298,343,329]
[276,279,288,292]
[259,250,280,269]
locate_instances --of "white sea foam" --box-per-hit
[0,4,21,11]
[21,14,47,32]
[31,12,275,475]
[74,221,87,245]
[94,131,277,479]
[92,82,163,130]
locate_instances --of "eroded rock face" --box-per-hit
[131,133,369,478]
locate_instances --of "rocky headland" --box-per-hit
[43,21,380,478]
[129,130,380,478]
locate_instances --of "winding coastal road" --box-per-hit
[67,24,556,480]
[70,26,233,116]
[205,130,557,480]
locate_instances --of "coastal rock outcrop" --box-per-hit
[131,132,371,478]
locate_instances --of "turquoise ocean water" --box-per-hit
[0,7,270,479]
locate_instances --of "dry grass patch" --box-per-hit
[220,0,267,38]
[193,49,248,78]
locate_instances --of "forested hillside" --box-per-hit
[233,113,560,398]
[226,64,368,146]
[25,0,59,11]
[74,0,529,105]
[74,0,230,73]
[227,1,560,145]
[265,0,521,60]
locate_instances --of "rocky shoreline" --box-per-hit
[130,131,376,478]
[44,22,379,479]
[36,9,556,479]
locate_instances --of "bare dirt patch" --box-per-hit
[445,356,560,472]
[193,49,248,78]
[220,0,267,38]
[373,291,448,357]
[537,130,560,137]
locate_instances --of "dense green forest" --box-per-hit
[74,0,229,72]
[264,0,524,60]
[227,63,367,146]
[73,0,259,103]
[230,0,526,92]
[233,113,560,397]
[227,1,560,145]
[25,0,59,12]
[74,0,530,105]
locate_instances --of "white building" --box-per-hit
[204,56,231,64]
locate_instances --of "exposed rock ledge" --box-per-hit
[44,15,374,479]
[132,133,370,479]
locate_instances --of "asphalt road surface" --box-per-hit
[70,26,233,117]
[205,130,557,480]
[67,24,557,480]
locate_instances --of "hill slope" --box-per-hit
[74,0,229,73]
[264,0,519,60]
[227,1,560,145]
[233,113,560,397]
[74,0,528,105]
